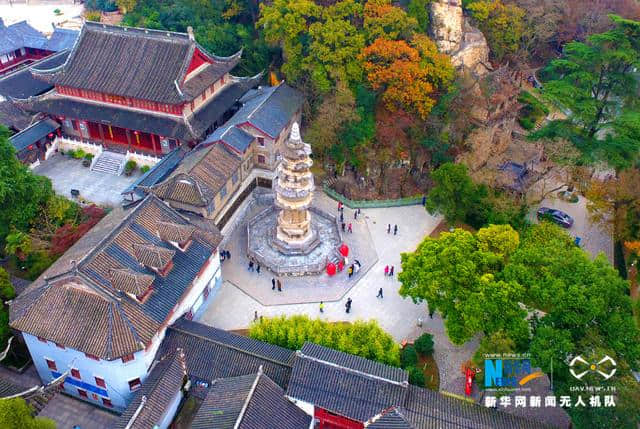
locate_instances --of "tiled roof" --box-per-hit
[10,195,222,359]
[114,350,187,429]
[0,50,69,99]
[44,28,79,52]
[192,370,312,429]
[32,22,240,104]
[15,75,262,141]
[403,386,553,429]
[148,143,241,208]
[287,345,409,423]
[9,118,59,152]
[368,408,413,429]
[122,147,186,197]
[204,83,303,148]
[0,377,28,398]
[160,319,295,390]
[0,20,47,55]
[132,242,175,269]
[156,221,195,244]
[0,100,32,130]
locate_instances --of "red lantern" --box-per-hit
[133,130,139,135]
[326,262,336,276]
[337,260,344,272]
[27,145,33,150]
[47,133,53,138]
[339,244,349,257]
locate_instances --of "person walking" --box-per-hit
[377,288,383,298]
[341,222,346,232]
[338,201,342,211]
[354,210,358,220]
[345,297,352,313]
[429,308,434,319]
[226,250,231,259]
[256,263,261,274]
[254,311,258,321]
[384,265,389,276]
[340,212,344,223]
[422,195,427,206]
[387,224,391,234]
[348,265,354,278]
[389,265,394,276]
[248,260,254,271]
[272,278,276,290]
[394,224,398,235]
[347,223,352,233]
[277,279,282,292]
[319,301,324,313]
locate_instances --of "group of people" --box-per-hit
[219,249,231,262]
[271,277,283,292]
[338,203,361,234]
[383,265,395,277]
[247,258,261,273]
[387,224,398,235]
[347,259,362,278]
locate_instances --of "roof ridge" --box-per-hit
[296,351,409,388]
[234,366,263,429]
[170,324,294,367]
[84,21,191,41]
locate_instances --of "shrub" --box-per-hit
[140,165,151,174]
[249,315,401,366]
[53,8,61,15]
[125,160,137,171]
[414,333,434,356]
[401,344,418,368]
[85,10,101,22]
[84,153,94,160]
[71,149,85,159]
[407,366,425,387]
[518,117,534,130]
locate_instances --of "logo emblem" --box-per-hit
[569,355,616,380]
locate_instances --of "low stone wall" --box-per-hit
[323,185,424,209]
[53,136,104,158]
[125,150,160,168]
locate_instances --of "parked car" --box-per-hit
[536,207,574,228]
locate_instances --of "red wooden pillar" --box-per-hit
[97,123,105,146]
[125,129,132,152]
[151,134,159,154]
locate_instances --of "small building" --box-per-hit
[0,19,77,76]
[8,118,59,167]
[9,195,223,412]
[15,22,261,156]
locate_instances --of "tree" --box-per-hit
[414,333,434,356]
[424,163,485,225]
[0,268,15,302]
[0,127,53,243]
[360,35,454,119]
[398,227,528,345]
[533,16,640,168]
[363,0,417,43]
[407,0,432,33]
[476,223,519,257]
[4,231,31,261]
[466,0,526,63]
[116,0,136,14]
[0,398,56,429]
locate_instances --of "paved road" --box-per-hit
[199,193,478,395]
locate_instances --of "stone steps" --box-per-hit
[91,151,126,175]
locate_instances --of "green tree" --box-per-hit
[0,398,56,429]
[399,228,528,345]
[407,0,432,33]
[363,0,417,43]
[467,0,526,62]
[4,231,31,261]
[533,16,640,168]
[476,224,519,257]
[424,163,486,226]
[414,333,434,356]
[0,268,15,302]
[0,127,53,243]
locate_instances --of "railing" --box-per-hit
[323,184,424,209]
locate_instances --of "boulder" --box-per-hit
[430,0,464,54]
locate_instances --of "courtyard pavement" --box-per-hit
[33,154,141,207]
[199,192,479,396]
[38,393,118,429]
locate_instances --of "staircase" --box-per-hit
[30,390,55,414]
[91,150,126,175]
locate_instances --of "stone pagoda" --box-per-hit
[272,123,319,254]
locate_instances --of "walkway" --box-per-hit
[199,194,478,396]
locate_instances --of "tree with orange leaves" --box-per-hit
[359,34,454,120]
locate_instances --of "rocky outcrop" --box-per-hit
[430,0,490,76]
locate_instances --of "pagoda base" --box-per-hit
[247,205,342,276]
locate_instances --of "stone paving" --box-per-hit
[33,153,141,207]
[219,191,378,305]
[200,192,478,396]
[38,393,118,429]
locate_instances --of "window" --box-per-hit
[77,389,88,398]
[257,155,266,164]
[95,377,106,388]
[85,353,100,361]
[220,185,227,198]
[37,336,47,343]
[121,354,135,363]
[45,359,57,371]
[257,137,265,147]
[102,398,112,408]
[128,378,141,391]
[71,368,81,379]
[55,343,65,350]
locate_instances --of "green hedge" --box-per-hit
[324,185,423,209]
[517,91,549,130]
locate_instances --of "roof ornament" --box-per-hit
[187,26,194,41]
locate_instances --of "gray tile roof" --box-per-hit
[160,319,295,390]
[203,82,303,148]
[0,100,32,130]
[368,408,413,429]
[9,118,58,152]
[287,344,409,423]
[44,28,79,52]
[33,22,240,104]
[114,350,187,429]
[10,195,222,359]
[215,126,254,153]
[192,370,311,429]
[0,50,69,99]
[0,20,47,55]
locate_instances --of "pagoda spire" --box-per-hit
[273,123,316,249]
